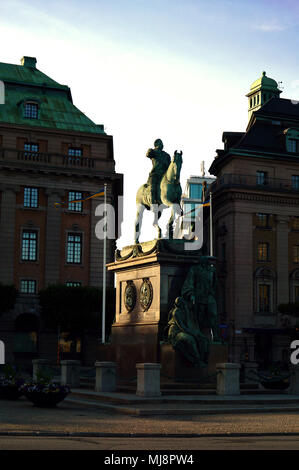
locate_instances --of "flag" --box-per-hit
[54,189,105,207]
[184,199,210,216]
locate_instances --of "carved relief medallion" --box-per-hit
[124,281,137,312]
[139,278,153,311]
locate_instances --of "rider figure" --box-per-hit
[146,139,171,205]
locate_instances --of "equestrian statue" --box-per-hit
[135,138,183,243]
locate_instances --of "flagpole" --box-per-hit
[101,183,107,344]
[210,192,213,256]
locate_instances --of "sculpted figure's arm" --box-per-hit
[146,148,156,159]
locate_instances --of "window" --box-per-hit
[292,217,299,231]
[257,213,270,228]
[68,148,82,157]
[20,280,36,294]
[292,175,299,189]
[24,143,39,160]
[258,242,269,261]
[65,282,81,287]
[294,246,299,264]
[189,183,202,199]
[21,230,37,261]
[66,233,82,264]
[68,191,82,212]
[259,284,270,312]
[295,286,299,303]
[24,187,38,208]
[24,102,38,119]
[287,139,298,153]
[256,171,268,185]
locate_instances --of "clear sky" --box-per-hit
[1,0,299,247]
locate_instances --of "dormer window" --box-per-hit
[288,139,297,153]
[24,102,38,119]
[285,128,299,153]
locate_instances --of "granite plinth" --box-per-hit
[106,239,202,379]
[160,342,228,383]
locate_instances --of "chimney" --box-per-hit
[21,56,37,68]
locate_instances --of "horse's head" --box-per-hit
[172,150,183,176]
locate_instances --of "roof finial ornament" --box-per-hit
[262,71,266,76]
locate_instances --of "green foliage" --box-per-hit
[35,368,54,385]
[278,302,299,317]
[0,283,18,315]
[39,284,115,333]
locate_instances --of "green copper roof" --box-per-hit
[250,71,279,92]
[0,60,69,91]
[0,58,105,134]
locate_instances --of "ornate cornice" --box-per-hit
[214,189,299,209]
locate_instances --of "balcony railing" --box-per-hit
[0,147,108,171]
[210,173,299,194]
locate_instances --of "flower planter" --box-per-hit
[21,381,71,408]
[261,380,290,391]
[24,390,70,407]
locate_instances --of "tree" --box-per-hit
[39,284,115,336]
[0,283,18,316]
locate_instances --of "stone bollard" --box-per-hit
[32,359,51,381]
[243,362,259,385]
[288,365,299,395]
[216,363,241,395]
[95,361,117,392]
[60,360,81,388]
[136,363,161,397]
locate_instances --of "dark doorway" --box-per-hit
[255,333,273,370]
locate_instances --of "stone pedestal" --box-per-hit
[160,342,228,383]
[216,363,241,395]
[60,360,81,387]
[107,239,201,378]
[136,363,161,397]
[95,361,117,392]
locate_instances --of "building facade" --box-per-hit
[0,56,123,366]
[208,72,299,370]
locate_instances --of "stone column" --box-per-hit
[32,359,51,381]
[44,190,63,285]
[276,215,289,306]
[136,363,161,397]
[216,363,241,395]
[0,186,18,283]
[60,360,81,387]
[95,361,117,392]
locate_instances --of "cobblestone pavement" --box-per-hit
[1,397,299,436]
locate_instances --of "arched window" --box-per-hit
[253,267,276,313]
[23,101,39,119]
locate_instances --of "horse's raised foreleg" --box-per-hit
[135,203,145,244]
[167,203,182,239]
[152,203,163,239]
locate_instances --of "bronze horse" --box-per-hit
[135,150,183,243]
